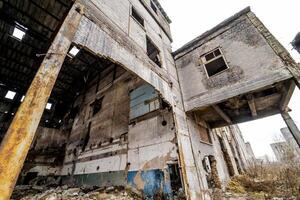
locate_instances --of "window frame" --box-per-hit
[201,47,229,78]
[146,36,162,68]
[131,6,145,28]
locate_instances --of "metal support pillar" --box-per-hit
[281,112,300,147]
[0,3,84,199]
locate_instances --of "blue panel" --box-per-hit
[130,84,160,120]
[127,169,172,199]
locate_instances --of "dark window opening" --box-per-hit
[203,48,228,77]
[131,7,144,27]
[23,172,38,185]
[82,122,91,151]
[91,97,103,116]
[168,163,183,195]
[146,37,161,67]
[205,57,228,77]
[150,1,157,14]
[205,52,215,61]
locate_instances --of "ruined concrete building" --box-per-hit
[0,0,299,199]
[271,127,300,162]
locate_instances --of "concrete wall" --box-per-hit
[174,12,292,112]
[185,115,243,193]
[33,127,68,151]
[73,1,202,198]
[61,67,136,178]
[127,110,177,197]
[51,63,178,197]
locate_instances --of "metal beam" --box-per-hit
[281,112,300,147]
[212,104,232,124]
[0,3,84,199]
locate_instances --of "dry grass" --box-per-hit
[226,153,300,199]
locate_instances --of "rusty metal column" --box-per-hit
[0,3,84,199]
[281,112,300,147]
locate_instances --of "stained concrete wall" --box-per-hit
[21,127,68,178]
[33,127,68,151]
[74,0,177,107]
[52,63,178,197]
[174,12,292,112]
[61,66,138,178]
[185,115,243,192]
[73,1,202,198]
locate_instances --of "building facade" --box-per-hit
[0,1,299,200]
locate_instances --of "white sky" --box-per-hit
[159,0,300,159]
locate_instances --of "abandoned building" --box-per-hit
[0,0,300,199]
[271,127,300,162]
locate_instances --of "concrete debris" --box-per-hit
[11,185,143,200]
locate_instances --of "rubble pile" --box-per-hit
[11,185,143,200]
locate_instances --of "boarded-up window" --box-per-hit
[129,84,160,120]
[198,125,212,144]
[201,48,228,77]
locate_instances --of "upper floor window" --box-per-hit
[91,97,104,116]
[131,7,144,27]
[201,48,229,77]
[150,1,157,14]
[146,36,161,67]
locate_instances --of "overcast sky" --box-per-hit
[159,0,300,160]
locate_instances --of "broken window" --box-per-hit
[91,97,104,116]
[131,7,144,27]
[198,125,212,144]
[146,36,161,67]
[150,1,157,14]
[201,48,228,77]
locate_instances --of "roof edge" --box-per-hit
[173,6,251,57]
[153,0,172,23]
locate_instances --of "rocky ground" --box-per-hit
[11,185,143,200]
